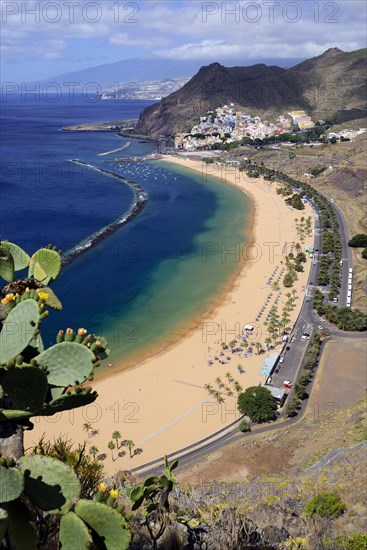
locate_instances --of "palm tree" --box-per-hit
[215,376,223,388]
[112,431,121,449]
[204,383,214,393]
[295,242,301,254]
[233,381,243,393]
[107,441,116,461]
[124,440,135,458]
[89,445,99,461]
[83,422,92,437]
[225,372,233,382]
[265,337,272,350]
[255,342,263,355]
[225,386,233,396]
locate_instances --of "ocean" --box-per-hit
[0,94,250,367]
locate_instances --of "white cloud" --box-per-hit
[1,0,366,69]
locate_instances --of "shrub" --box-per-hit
[283,273,294,287]
[362,247,367,260]
[238,419,251,432]
[304,491,346,518]
[334,533,367,550]
[237,386,278,423]
[348,234,367,247]
[285,398,301,418]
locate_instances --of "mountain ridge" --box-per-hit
[136,48,367,137]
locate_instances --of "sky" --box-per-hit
[1,0,366,82]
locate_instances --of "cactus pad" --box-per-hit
[0,245,15,283]
[0,365,48,411]
[28,248,61,284]
[75,499,131,550]
[0,241,30,271]
[42,388,97,414]
[3,500,37,550]
[0,299,40,365]
[36,341,95,387]
[0,409,33,420]
[0,465,24,502]
[36,287,62,310]
[0,508,7,541]
[20,455,81,515]
[29,334,44,353]
[59,512,93,550]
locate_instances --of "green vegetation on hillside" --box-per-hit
[304,491,346,519]
[348,234,367,247]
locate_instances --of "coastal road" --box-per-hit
[130,178,364,479]
[328,198,353,307]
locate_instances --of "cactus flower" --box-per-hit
[1,297,8,305]
[38,292,49,301]
[98,482,107,493]
[58,330,64,336]
[109,489,119,500]
[78,328,87,336]
[5,293,14,301]
[66,328,73,334]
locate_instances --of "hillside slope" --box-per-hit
[136,48,367,136]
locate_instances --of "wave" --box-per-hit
[62,160,148,266]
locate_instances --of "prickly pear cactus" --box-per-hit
[0,241,30,271]
[36,286,62,310]
[0,464,24,502]
[20,455,81,515]
[0,245,15,283]
[75,499,131,550]
[3,500,37,550]
[42,388,97,414]
[0,299,40,364]
[0,365,48,411]
[0,508,7,541]
[59,512,93,550]
[28,247,61,284]
[36,341,95,387]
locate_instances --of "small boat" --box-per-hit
[108,363,113,368]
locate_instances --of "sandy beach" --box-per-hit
[26,156,314,473]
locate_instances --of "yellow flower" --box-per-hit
[66,327,73,334]
[109,489,119,500]
[1,297,9,305]
[5,293,14,301]
[38,292,49,301]
[78,328,87,336]
[98,483,107,493]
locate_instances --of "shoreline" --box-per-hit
[26,156,314,473]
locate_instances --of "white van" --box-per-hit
[349,267,353,274]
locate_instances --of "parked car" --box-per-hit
[279,357,284,364]
[283,380,293,389]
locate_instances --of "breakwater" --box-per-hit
[62,160,148,266]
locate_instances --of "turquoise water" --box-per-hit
[0,96,251,368]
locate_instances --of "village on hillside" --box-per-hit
[174,104,366,151]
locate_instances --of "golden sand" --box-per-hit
[26,157,313,473]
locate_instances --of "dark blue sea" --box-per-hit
[0,94,249,367]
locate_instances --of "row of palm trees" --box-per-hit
[204,371,244,403]
[83,424,135,461]
[295,216,312,243]
[266,291,297,342]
